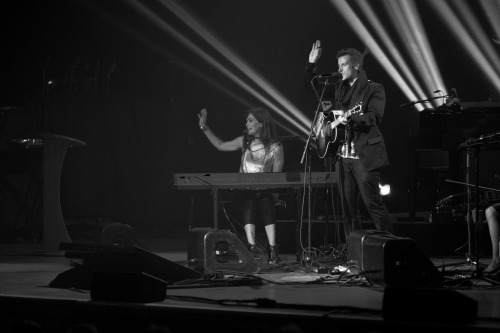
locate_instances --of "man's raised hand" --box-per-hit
[309,40,322,64]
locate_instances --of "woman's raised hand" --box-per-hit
[198,108,208,127]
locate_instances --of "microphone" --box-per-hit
[316,72,342,78]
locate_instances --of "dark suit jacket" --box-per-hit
[348,81,389,171]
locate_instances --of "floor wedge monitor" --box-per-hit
[348,230,443,287]
[188,228,258,273]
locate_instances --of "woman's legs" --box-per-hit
[259,195,277,244]
[485,204,500,273]
[260,194,279,263]
[242,197,261,259]
[243,198,257,245]
[264,224,276,246]
[242,193,279,263]
[244,224,256,245]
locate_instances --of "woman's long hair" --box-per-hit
[242,107,277,154]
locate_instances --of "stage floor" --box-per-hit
[1,231,500,333]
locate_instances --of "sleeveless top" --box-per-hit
[240,140,281,173]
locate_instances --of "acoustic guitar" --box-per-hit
[314,103,363,158]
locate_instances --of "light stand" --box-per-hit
[457,135,500,285]
[466,147,474,265]
[471,145,481,279]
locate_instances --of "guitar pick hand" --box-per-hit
[338,115,348,125]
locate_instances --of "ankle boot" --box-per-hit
[268,244,280,264]
[248,243,260,260]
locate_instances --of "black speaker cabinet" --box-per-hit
[347,230,443,287]
[91,271,167,303]
[188,228,258,273]
[50,243,202,290]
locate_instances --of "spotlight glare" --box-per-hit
[379,184,391,196]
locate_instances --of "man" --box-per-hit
[304,40,393,239]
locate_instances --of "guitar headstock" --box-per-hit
[349,103,363,117]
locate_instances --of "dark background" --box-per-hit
[1,0,500,238]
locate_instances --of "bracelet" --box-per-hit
[200,125,209,132]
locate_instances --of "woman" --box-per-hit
[198,107,284,264]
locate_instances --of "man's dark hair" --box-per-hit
[336,48,364,70]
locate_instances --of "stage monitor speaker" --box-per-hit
[91,271,167,303]
[187,228,258,273]
[347,230,443,288]
[50,243,202,290]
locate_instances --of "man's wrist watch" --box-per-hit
[200,125,209,132]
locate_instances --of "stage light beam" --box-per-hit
[428,1,500,97]
[157,0,310,133]
[381,0,446,107]
[329,0,425,111]
[356,0,428,103]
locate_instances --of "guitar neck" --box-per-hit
[328,105,362,129]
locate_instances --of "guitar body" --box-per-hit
[314,103,363,158]
[316,125,345,159]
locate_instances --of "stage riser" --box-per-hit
[0,296,484,333]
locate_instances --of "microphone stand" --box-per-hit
[444,179,500,193]
[299,102,320,265]
[299,76,331,265]
[399,94,450,108]
[300,100,323,165]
